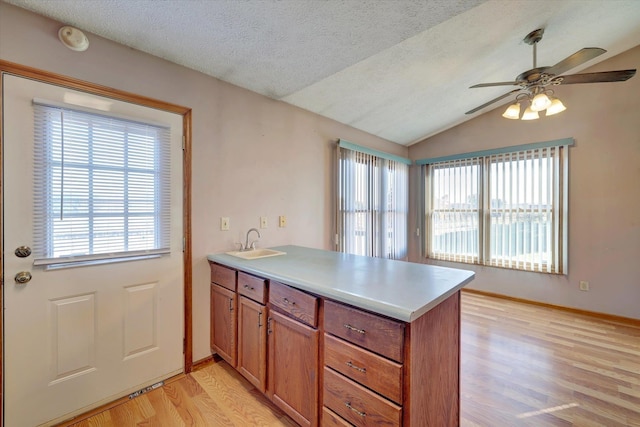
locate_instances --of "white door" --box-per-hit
[2,75,184,426]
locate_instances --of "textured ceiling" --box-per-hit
[5,0,640,145]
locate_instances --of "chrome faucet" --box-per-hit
[244,228,261,251]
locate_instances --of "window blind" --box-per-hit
[337,145,408,259]
[428,157,481,264]
[32,102,171,266]
[424,141,569,274]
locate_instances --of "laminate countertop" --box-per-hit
[207,245,474,323]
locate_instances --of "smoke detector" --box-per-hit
[58,26,89,52]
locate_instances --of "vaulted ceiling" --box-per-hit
[5,0,640,145]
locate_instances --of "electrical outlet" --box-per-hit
[220,217,230,231]
[260,216,268,229]
[279,215,286,228]
[579,281,589,291]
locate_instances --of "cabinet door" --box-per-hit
[238,296,267,392]
[268,310,319,427]
[211,283,237,367]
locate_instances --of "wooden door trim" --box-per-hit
[0,59,194,424]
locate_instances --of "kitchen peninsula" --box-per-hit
[207,245,474,426]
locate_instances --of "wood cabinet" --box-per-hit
[237,295,267,392]
[209,258,462,426]
[210,263,238,367]
[322,296,461,426]
[229,271,269,392]
[268,309,319,427]
[323,300,405,426]
[268,280,320,426]
[210,283,237,367]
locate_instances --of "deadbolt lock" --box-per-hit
[15,246,32,258]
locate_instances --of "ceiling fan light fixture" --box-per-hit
[545,98,567,116]
[530,92,551,112]
[521,106,539,120]
[502,102,521,119]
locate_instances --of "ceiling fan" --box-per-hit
[465,28,637,118]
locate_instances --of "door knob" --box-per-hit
[14,271,32,284]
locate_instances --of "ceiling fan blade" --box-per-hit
[553,69,636,85]
[465,89,521,115]
[545,47,606,76]
[470,81,519,88]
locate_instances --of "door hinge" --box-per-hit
[182,135,186,151]
[182,237,186,252]
[183,338,186,354]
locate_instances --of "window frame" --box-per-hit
[336,141,410,260]
[32,101,172,268]
[421,139,571,274]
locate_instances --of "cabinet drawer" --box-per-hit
[325,334,402,405]
[269,281,318,327]
[210,262,236,291]
[324,367,401,427]
[322,406,352,427]
[324,300,405,363]
[238,272,267,304]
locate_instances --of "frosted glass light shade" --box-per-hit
[521,107,539,120]
[530,93,551,112]
[502,103,521,119]
[545,98,567,116]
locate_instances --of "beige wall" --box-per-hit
[0,2,407,361]
[409,45,640,320]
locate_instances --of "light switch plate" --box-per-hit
[279,215,286,228]
[260,216,268,229]
[221,217,230,231]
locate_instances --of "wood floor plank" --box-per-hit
[66,292,640,426]
[145,387,186,427]
[191,362,287,426]
[162,380,210,425]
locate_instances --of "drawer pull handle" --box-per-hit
[344,324,365,334]
[243,284,255,290]
[283,297,295,306]
[345,402,366,417]
[345,361,366,373]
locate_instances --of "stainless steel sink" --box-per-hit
[226,248,286,260]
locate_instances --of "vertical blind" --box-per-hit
[429,157,481,264]
[32,102,171,266]
[424,140,569,274]
[487,148,558,272]
[337,145,409,259]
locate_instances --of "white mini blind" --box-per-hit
[337,145,409,259]
[32,102,171,266]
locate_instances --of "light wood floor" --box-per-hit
[64,293,640,426]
